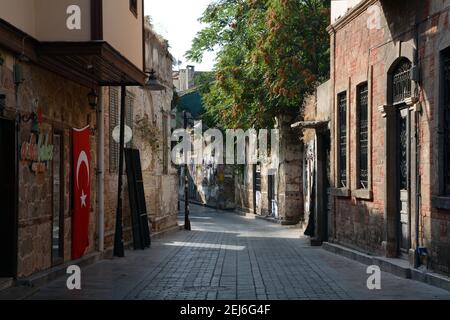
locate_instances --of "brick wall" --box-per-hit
[330,0,450,273]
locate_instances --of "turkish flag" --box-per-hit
[72,126,91,260]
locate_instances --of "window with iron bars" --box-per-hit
[357,83,369,189]
[109,87,119,173]
[393,60,412,104]
[125,91,134,149]
[338,92,347,188]
[443,52,450,195]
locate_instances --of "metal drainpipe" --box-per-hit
[330,25,337,241]
[97,88,105,253]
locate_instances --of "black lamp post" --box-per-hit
[113,86,126,258]
[183,111,191,231]
[20,100,39,135]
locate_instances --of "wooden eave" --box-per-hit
[0,18,146,87]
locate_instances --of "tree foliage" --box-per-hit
[187,0,330,129]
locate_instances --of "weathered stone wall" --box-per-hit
[102,24,178,247]
[128,83,178,234]
[235,164,255,214]
[420,0,450,274]
[102,86,133,250]
[234,123,304,224]
[189,163,236,210]
[0,48,98,277]
[277,122,304,224]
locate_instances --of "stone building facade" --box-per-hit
[173,65,196,93]
[293,81,331,244]
[235,120,304,226]
[328,0,450,274]
[103,23,178,249]
[0,1,150,280]
[0,49,97,277]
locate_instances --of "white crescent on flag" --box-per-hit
[76,151,90,190]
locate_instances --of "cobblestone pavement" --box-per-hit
[11,205,450,300]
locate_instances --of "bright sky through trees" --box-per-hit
[145,0,217,71]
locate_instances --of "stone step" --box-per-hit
[0,278,14,292]
[323,242,450,292]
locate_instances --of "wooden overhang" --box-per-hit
[37,42,146,86]
[0,18,146,87]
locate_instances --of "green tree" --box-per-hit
[187,0,330,129]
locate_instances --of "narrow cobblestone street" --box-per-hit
[12,205,450,300]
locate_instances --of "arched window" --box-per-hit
[392,60,412,104]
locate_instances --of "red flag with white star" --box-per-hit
[72,126,91,260]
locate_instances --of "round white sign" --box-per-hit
[112,125,133,144]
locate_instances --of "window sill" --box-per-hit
[432,196,450,210]
[353,189,373,201]
[330,188,350,198]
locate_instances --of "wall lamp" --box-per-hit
[145,69,165,91]
[20,98,40,134]
[21,111,39,134]
[88,89,99,110]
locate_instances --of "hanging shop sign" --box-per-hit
[20,132,54,173]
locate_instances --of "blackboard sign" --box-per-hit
[125,148,151,250]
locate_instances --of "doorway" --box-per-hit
[268,174,275,217]
[397,108,411,255]
[317,131,331,242]
[253,164,261,215]
[0,118,17,277]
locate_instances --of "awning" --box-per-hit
[37,42,146,87]
[0,18,146,88]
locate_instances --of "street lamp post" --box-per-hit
[183,111,191,231]
[113,71,165,257]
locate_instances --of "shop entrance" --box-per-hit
[0,118,17,277]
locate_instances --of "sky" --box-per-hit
[145,0,217,72]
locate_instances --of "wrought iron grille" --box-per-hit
[338,92,347,188]
[254,164,261,192]
[125,92,134,148]
[358,84,369,189]
[393,60,412,104]
[399,115,408,190]
[444,53,450,194]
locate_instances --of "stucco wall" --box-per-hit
[103,0,143,70]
